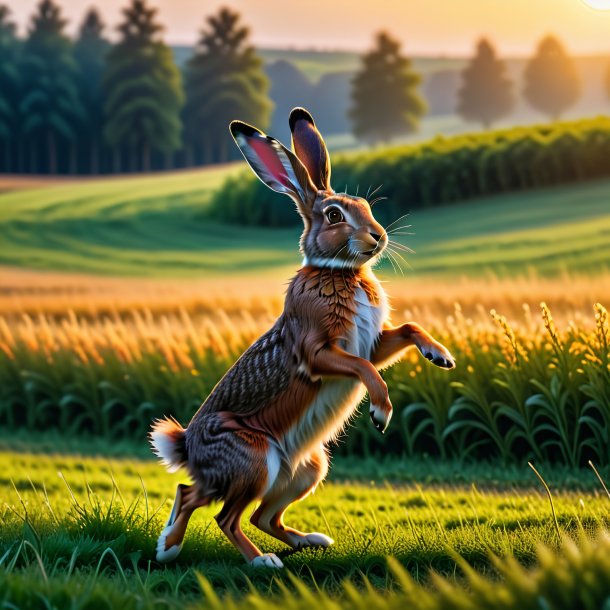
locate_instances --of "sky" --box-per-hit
[8,0,610,56]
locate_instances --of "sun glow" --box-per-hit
[581,0,610,10]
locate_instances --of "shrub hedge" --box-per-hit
[208,117,610,226]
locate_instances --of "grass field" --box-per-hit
[2,168,610,608]
[1,449,610,609]
[2,166,610,278]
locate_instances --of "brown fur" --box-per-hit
[150,108,455,566]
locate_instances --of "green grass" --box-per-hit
[1,449,610,608]
[2,429,608,492]
[409,178,610,277]
[2,164,610,277]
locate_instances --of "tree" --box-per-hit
[20,0,84,174]
[103,0,183,172]
[524,35,581,121]
[457,38,514,129]
[0,5,20,172]
[74,8,109,174]
[349,31,426,144]
[183,7,272,165]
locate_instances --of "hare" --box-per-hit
[149,107,455,569]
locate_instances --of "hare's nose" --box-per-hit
[370,232,381,242]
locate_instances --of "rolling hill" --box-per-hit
[0,166,609,279]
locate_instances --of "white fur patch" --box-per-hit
[150,428,182,473]
[265,444,282,494]
[302,255,357,270]
[156,524,183,563]
[352,287,387,359]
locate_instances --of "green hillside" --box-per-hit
[0,167,609,277]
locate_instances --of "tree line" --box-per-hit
[352,33,586,142]
[0,0,270,174]
[0,0,604,175]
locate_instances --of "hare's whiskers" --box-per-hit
[387,245,412,271]
[383,249,400,276]
[386,249,404,276]
[370,196,387,207]
[388,240,414,254]
[367,183,383,200]
[386,224,412,235]
[384,213,411,233]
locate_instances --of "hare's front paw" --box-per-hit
[370,399,393,434]
[419,342,456,370]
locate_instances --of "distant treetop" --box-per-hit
[349,31,426,144]
[524,35,581,121]
[457,38,514,129]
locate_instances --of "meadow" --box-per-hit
[2,450,610,609]
[2,157,610,607]
[2,161,610,278]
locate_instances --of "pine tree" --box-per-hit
[457,38,514,129]
[524,35,581,121]
[0,5,20,172]
[183,7,272,165]
[103,0,183,172]
[20,0,84,174]
[349,31,426,144]
[74,8,109,174]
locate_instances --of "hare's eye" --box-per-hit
[326,208,344,224]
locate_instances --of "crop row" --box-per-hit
[0,302,608,466]
[209,117,610,226]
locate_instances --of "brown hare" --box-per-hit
[150,107,455,568]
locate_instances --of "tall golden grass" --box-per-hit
[2,266,609,321]
[1,267,609,464]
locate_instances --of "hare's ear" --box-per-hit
[230,121,316,213]
[289,107,332,192]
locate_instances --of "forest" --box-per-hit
[0,0,607,175]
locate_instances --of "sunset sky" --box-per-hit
[9,0,610,56]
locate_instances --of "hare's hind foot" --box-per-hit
[289,531,334,549]
[156,483,210,563]
[250,553,284,568]
[156,524,183,563]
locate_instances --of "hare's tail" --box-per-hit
[149,416,187,473]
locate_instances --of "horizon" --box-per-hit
[7,0,610,57]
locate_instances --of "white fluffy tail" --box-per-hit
[149,416,187,473]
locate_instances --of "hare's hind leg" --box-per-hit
[210,427,284,568]
[215,487,283,568]
[251,446,333,550]
[156,484,211,562]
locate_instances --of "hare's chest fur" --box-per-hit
[346,287,388,359]
[282,285,389,463]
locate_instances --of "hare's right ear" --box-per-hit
[289,108,332,192]
[230,121,317,217]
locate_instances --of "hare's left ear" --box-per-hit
[230,120,317,216]
[289,107,332,192]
